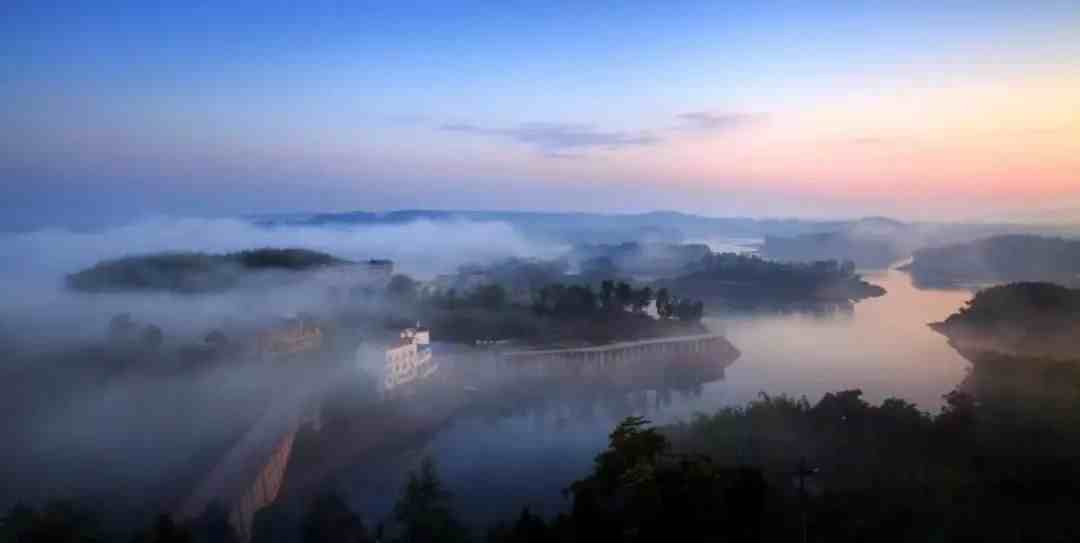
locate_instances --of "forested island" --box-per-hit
[760,231,902,269]
[569,242,712,278]
[14,252,1080,543]
[931,281,1080,359]
[67,249,353,293]
[654,253,885,310]
[368,274,708,347]
[905,235,1080,288]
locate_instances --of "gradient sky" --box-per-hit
[3,1,1079,230]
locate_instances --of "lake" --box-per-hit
[334,267,977,525]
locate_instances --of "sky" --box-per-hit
[2,1,1079,230]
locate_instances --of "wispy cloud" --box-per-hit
[848,137,888,145]
[676,112,769,132]
[441,122,657,154]
[440,122,485,133]
[1027,122,1078,136]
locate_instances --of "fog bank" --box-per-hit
[0,217,562,350]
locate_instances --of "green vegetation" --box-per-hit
[657,252,885,309]
[761,231,902,269]
[374,274,707,346]
[907,234,1080,288]
[932,282,1080,357]
[393,459,469,543]
[569,242,711,277]
[460,358,1080,542]
[942,281,1080,327]
[301,493,372,543]
[11,356,1080,543]
[67,248,351,293]
[0,501,107,543]
[16,358,1080,541]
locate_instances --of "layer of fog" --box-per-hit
[1,217,563,350]
[0,217,561,510]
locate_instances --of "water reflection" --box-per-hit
[711,268,973,411]
[336,367,721,525]
[332,267,976,525]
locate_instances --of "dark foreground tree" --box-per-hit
[392,458,468,543]
[484,508,549,543]
[250,504,296,543]
[135,514,192,543]
[189,504,238,543]
[565,416,773,543]
[0,501,105,543]
[301,493,371,543]
[655,288,672,318]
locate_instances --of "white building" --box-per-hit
[382,326,436,393]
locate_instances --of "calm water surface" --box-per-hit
[339,268,975,524]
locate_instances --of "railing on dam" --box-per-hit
[495,333,739,381]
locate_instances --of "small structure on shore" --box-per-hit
[257,314,322,361]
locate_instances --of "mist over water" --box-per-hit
[0,218,561,350]
[714,268,972,410]
[5,1,1079,537]
[0,216,990,536]
[334,267,974,524]
[0,217,562,511]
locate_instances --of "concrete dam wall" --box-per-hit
[495,333,740,386]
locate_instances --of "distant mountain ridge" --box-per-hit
[254,209,882,244]
[250,210,1079,267]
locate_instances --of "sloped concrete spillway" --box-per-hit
[176,379,322,542]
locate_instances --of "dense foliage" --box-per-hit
[11,357,1080,543]
[371,273,708,346]
[657,252,885,309]
[907,234,1080,288]
[569,242,711,277]
[761,231,902,269]
[933,282,1080,357]
[68,248,351,293]
[495,359,1080,542]
[945,281,1080,326]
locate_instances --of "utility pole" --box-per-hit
[796,457,817,543]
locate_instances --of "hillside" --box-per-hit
[760,231,903,269]
[906,235,1080,288]
[254,209,866,244]
[655,253,885,310]
[570,242,711,278]
[67,248,351,293]
[931,282,1080,359]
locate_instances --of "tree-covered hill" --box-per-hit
[67,248,351,293]
[655,253,886,310]
[905,235,1080,288]
[931,282,1080,358]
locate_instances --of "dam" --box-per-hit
[176,375,324,542]
[180,333,739,540]
[494,333,740,385]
